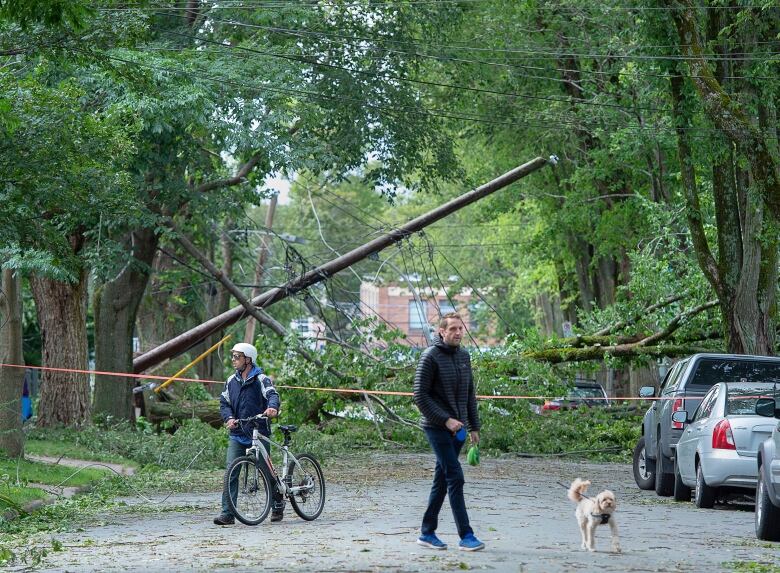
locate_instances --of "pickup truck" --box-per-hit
[633,353,780,496]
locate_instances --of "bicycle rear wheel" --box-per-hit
[286,453,325,521]
[226,455,272,525]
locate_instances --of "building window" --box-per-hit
[438,299,456,317]
[468,301,485,331]
[408,300,428,331]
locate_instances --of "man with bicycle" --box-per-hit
[413,312,485,552]
[214,342,284,525]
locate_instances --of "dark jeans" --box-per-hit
[222,437,283,516]
[421,427,473,539]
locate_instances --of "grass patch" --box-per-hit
[723,561,780,572]
[24,439,138,468]
[0,485,47,509]
[0,456,110,488]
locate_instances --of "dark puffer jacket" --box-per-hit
[413,337,480,431]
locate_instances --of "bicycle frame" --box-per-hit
[245,425,314,498]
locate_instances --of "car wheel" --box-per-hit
[694,462,716,509]
[633,436,655,490]
[673,457,691,502]
[654,437,674,497]
[755,469,780,541]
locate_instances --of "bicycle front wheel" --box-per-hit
[225,455,272,525]
[286,453,325,521]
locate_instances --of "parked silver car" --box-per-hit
[672,382,776,508]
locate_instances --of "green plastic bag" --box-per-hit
[467,444,480,466]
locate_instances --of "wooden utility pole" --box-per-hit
[244,194,277,344]
[134,157,551,373]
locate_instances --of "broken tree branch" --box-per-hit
[593,292,687,336]
[526,299,720,363]
[171,224,420,428]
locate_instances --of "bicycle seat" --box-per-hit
[279,425,298,433]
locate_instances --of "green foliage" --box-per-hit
[292,419,427,459]
[723,561,780,573]
[0,0,94,29]
[22,437,137,467]
[0,71,141,278]
[26,419,228,470]
[182,383,212,403]
[493,407,641,460]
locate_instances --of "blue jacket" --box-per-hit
[219,365,281,445]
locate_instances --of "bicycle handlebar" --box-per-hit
[235,414,269,423]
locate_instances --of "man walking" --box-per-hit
[214,342,284,525]
[413,312,485,551]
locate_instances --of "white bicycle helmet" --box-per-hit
[231,342,258,363]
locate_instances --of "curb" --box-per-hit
[2,484,93,522]
[1,454,136,523]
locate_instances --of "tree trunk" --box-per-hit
[0,269,25,456]
[666,5,779,355]
[720,184,778,355]
[196,227,234,387]
[595,256,617,308]
[93,228,159,421]
[567,234,594,313]
[534,292,563,337]
[148,399,223,428]
[30,271,90,427]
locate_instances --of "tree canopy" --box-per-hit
[3,1,780,439]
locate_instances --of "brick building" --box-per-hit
[359,280,493,348]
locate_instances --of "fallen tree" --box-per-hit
[523,300,720,363]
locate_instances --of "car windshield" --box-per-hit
[568,386,605,400]
[687,358,780,391]
[726,384,779,416]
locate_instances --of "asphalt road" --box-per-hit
[9,453,780,572]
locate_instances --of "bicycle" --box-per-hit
[225,414,326,525]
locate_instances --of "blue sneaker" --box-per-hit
[417,533,447,550]
[458,534,485,552]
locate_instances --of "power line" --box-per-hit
[436,245,514,334]
[412,237,482,348]
[196,14,780,61]
[116,23,775,138]
[154,12,780,81]
[103,52,594,134]
[161,28,672,114]
[103,51,752,140]
[101,1,779,12]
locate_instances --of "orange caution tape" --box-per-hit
[0,362,672,401]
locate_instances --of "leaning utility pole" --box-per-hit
[133,156,553,373]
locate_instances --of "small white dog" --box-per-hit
[567,478,621,553]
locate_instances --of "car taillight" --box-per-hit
[712,419,736,450]
[671,398,684,429]
[542,402,560,411]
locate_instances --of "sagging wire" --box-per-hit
[412,234,480,350]
[431,239,515,335]
[25,446,209,507]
